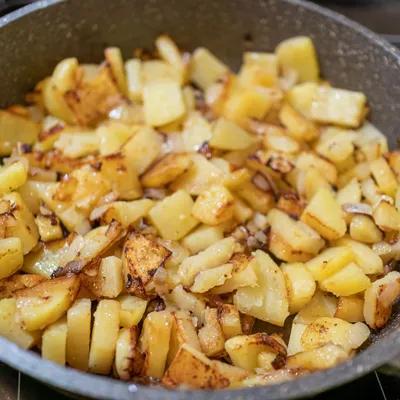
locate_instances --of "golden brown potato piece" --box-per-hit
[42,316,68,366]
[217,304,243,339]
[141,153,192,188]
[15,274,81,331]
[198,307,226,357]
[162,344,230,389]
[334,295,365,323]
[64,67,121,126]
[122,231,171,298]
[0,274,45,299]
[0,238,24,280]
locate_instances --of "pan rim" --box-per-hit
[0,0,399,399]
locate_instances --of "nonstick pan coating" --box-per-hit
[0,0,399,399]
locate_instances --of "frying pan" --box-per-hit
[0,0,400,399]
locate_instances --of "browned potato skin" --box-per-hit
[276,192,306,219]
[198,307,226,357]
[0,274,45,299]
[162,344,230,389]
[123,231,171,299]
[141,153,192,188]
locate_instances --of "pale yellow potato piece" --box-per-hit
[105,47,127,95]
[336,178,362,205]
[167,310,201,367]
[35,214,63,242]
[125,59,142,101]
[143,80,185,126]
[0,298,41,349]
[191,264,233,293]
[315,129,354,164]
[210,118,253,150]
[276,36,319,82]
[142,60,182,84]
[16,274,81,331]
[123,125,163,174]
[225,333,286,372]
[3,192,39,254]
[139,310,173,379]
[170,154,225,195]
[0,238,23,279]
[232,194,254,222]
[243,52,278,79]
[334,237,383,275]
[282,263,316,314]
[162,344,230,389]
[257,352,276,370]
[42,316,68,366]
[156,35,185,78]
[67,298,91,371]
[191,185,235,226]
[301,317,370,352]
[190,48,229,90]
[287,323,308,355]
[238,64,277,88]
[296,152,337,184]
[302,167,333,201]
[141,153,192,188]
[117,295,148,328]
[349,215,383,243]
[334,295,365,323]
[234,250,289,326]
[263,128,300,154]
[235,181,275,214]
[182,224,225,254]
[149,190,199,240]
[17,180,51,215]
[305,246,355,282]
[370,157,398,197]
[212,254,258,294]
[198,307,226,357]
[373,201,400,231]
[178,237,236,286]
[96,121,138,155]
[88,300,120,374]
[54,132,98,158]
[320,262,370,296]
[301,188,346,240]
[279,103,319,141]
[268,208,324,262]
[217,304,242,339]
[0,161,27,195]
[285,344,349,370]
[364,271,400,330]
[166,285,206,324]
[360,178,381,206]
[182,111,212,152]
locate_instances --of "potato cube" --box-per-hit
[35,214,63,242]
[54,132,98,158]
[334,295,365,323]
[234,250,289,326]
[0,274,45,300]
[0,238,23,279]
[243,52,278,78]
[192,185,234,226]
[296,152,337,184]
[139,310,173,378]
[336,178,362,205]
[276,36,319,82]
[286,344,349,370]
[373,201,400,231]
[182,224,225,254]
[198,307,226,357]
[182,111,212,152]
[282,263,316,314]
[305,246,355,281]
[142,60,182,85]
[238,64,276,88]
[104,47,127,95]
[66,298,91,371]
[42,316,68,366]
[178,237,236,286]
[370,157,398,197]
[257,352,276,370]
[190,264,233,293]
[210,118,253,150]
[225,333,286,372]
[167,310,201,366]
[162,344,230,389]
[263,127,300,154]
[155,35,186,78]
[143,80,185,126]
[212,253,258,294]
[88,300,120,374]
[364,271,400,330]
[0,298,41,349]
[301,317,370,352]
[235,181,275,214]
[349,215,383,243]
[96,121,138,156]
[217,304,242,339]
[287,323,307,355]
[320,262,371,296]
[190,48,229,90]
[301,188,346,240]
[279,103,319,141]
[122,125,163,174]
[315,129,354,164]
[334,237,383,275]
[149,190,199,240]
[125,59,143,101]
[141,153,192,188]
[232,194,254,222]
[118,295,148,328]
[0,161,27,195]
[302,167,333,201]
[16,274,81,331]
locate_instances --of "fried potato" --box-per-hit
[42,316,68,365]
[182,224,225,254]
[198,307,226,357]
[334,295,365,323]
[0,237,24,279]
[0,161,27,195]
[117,295,148,328]
[190,264,233,293]
[217,304,243,339]
[16,274,81,331]
[0,273,45,300]
[35,213,63,242]
[210,118,253,150]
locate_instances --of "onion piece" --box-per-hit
[372,241,392,256]
[342,202,373,216]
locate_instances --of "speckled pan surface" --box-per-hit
[0,0,399,399]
